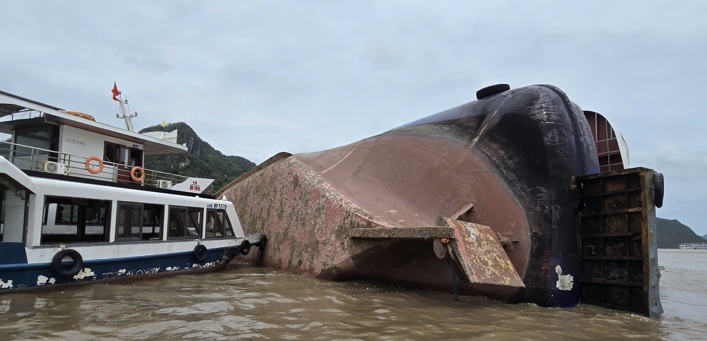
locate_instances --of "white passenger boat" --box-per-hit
[678,243,707,250]
[0,86,262,292]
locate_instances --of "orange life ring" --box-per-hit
[85,156,103,174]
[62,111,96,121]
[130,166,145,182]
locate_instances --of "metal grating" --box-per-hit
[584,110,625,173]
[572,167,662,318]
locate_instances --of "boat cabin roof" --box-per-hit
[0,89,186,155]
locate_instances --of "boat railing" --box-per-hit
[0,140,207,193]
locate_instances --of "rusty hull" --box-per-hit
[219,84,600,307]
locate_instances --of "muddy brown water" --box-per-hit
[0,249,704,340]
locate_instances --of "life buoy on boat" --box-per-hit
[193,244,208,263]
[51,249,84,278]
[130,166,145,182]
[85,156,103,174]
[62,110,96,121]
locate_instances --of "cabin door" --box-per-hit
[0,185,29,246]
[127,147,143,184]
[104,142,144,184]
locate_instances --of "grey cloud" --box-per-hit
[122,57,171,75]
[0,0,705,233]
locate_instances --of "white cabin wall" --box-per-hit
[201,208,206,239]
[3,191,25,243]
[26,193,44,247]
[109,201,118,243]
[59,125,144,181]
[162,205,169,241]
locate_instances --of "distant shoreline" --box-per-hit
[659,248,707,251]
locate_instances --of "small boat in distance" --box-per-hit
[678,243,707,250]
[0,84,263,293]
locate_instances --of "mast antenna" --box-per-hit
[113,83,137,131]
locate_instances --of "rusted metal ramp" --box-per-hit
[444,218,525,288]
[572,167,663,318]
[350,218,525,288]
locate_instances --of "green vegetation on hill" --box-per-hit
[139,122,256,194]
[656,217,705,249]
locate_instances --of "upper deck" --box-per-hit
[0,88,215,195]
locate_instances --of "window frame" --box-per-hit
[114,201,165,242]
[167,206,187,239]
[141,204,164,240]
[185,207,203,238]
[54,203,107,226]
[167,206,204,239]
[205,209,236,238]
[40,196,112,245]
[205,209,225,238]
[54,203,78,225]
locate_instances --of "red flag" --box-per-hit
[111,82,121,102]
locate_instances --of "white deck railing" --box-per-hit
[0,141,211,193]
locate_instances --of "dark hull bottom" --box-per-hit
[0,247,241,294]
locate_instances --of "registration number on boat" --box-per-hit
[207,203,227,210]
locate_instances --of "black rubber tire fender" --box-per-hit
[654,172,664,208]
[240,240,251,256]
[476,84,511,100]
[51,249,83,278]
[193,244,208,263]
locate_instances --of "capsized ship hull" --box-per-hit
[218,84,658,313]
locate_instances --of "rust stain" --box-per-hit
[220,156,393,279]
[445,218,525,288]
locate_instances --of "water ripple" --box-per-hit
[0,251,703,340]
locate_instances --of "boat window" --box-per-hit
[55,204,79,224]
[86,206,107,225]
[205,209,224,238]
[116,203,142,240]
[187,208,202,237]
[41,196,111,245]
[168,207,186,238]
[50,203,106,226]
[12,125,59,170]
[142,204,163,240]
[116,202,164,241]
[224,215,234,236]
[168,206,203,239]
[104,142,125,164]
[205,209,235,238]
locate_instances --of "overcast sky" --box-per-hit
[1,0,705,234]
